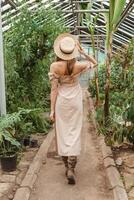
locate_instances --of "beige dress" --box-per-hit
[49,64,91,156]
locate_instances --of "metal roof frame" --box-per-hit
[1,0,134,51]
[0,0,134,115]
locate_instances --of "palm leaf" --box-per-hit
[102,12,110,48]
[80,4,84,25]
[93,14,99,24]
[110,0,115,20]
[112,0,126,25]
[109,0,115,30]
[0,132,3,142]
[85,3,93,25]
[89,25,96,57]
[2,130,21,148]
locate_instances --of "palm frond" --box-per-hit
[102,12,110,48]
[85,3,93,25]
[112,0,126,25]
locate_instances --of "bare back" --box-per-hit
[50,60,88,76]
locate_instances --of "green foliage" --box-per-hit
[0,112,21,155]
[112,0,126,26]
[102,0,126,48]
[89,64,106,97]
[14,108,52,138]
[89,39,134,145]
[4,4,67,112]
[27,112,52,133]
[0,129,21,156]
[0,108,51,155]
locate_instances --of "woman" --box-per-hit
[48,33,97,185]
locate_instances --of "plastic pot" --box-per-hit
[0,153,17,172]
[23,136,31,146]
[30,139,38,148]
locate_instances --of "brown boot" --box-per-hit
[67,156,77,185]
[67,169,76,184]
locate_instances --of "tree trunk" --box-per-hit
[90,27,100,106]
[95,70,100,106]
[123,49,128,81]
[104,32,113,125]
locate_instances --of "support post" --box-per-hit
[0,0,6,116]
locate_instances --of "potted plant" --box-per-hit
[14,109,39,147]
[0,112,22,172]
[16,122,33,146]
[15,108,51,147]
[0,129,21,172]
[30,139,38,148]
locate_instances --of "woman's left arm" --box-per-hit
[77,41,98,67]
[49,64,59,122]
[82,52,97,66]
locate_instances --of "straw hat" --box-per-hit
[54,33,78,60]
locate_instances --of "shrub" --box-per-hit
[89,38,134,145]
[4,4,67,112]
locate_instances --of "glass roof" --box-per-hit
[1,0,134,53]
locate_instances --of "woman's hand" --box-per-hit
[76,40,97,66]
[50,111,55,122]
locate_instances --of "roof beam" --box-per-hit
[62,9,109,13]
[69,25,106,29]
[116,0,134,28]
[74,0,108,2]
[5,0,16,9]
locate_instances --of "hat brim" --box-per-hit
[54,33,79,60]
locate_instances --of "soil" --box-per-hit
[29,89,114,200]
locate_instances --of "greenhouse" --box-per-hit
[0,0,134,199]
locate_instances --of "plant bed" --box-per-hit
[112,144,134,200]
[0,108,52,199]
[86,91,128,199]
[0,133,47,200]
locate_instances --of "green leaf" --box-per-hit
[3,130,21,148]
[112,0,126,25]
[102,12,110,48]
[0,132,3,142]
[109,0,115,30]
[85,3,93,24]
[110,0,115,20]
[89,25,96,57]
[93,14,99,24]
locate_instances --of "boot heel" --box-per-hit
[67,169,76,185]
[67,175,75,185]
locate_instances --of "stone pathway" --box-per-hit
[29,90,114,200]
